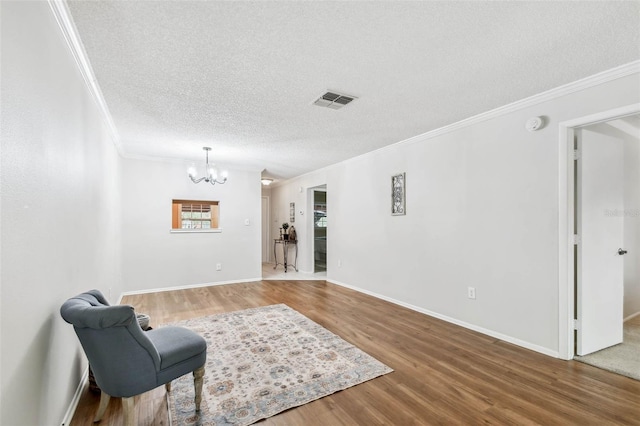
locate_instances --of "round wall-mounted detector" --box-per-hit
[525,116,544,132]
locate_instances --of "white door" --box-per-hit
[261,197,269,263]
[576,128,625,356]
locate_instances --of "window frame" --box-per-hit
[170,199,222,233]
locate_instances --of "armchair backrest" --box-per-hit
[60,290,161,397]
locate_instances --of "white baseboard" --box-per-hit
[327,278,560,359]
[624,311,640,322]
[60,366,88,426]
[119,277,263,301]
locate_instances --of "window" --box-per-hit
[172,200,219,230]
[314,200,327,228]
[315,211,327,227]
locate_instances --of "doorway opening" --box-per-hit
[313,188,327,272]
[558,104,640,360]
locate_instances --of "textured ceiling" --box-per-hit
[66,1,640,181]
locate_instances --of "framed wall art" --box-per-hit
[391,173,406,216]
[290,202,295,223]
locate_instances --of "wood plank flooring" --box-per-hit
[70,280,640,425]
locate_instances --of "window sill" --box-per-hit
[170,228,223,234]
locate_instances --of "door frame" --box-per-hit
[261,196,270,263]
[557,103,640,360]
[308,184,329,274]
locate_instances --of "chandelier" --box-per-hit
[187,147,228,186]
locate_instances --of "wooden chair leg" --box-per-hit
[121,396,135,426]
[193,366,205,411]
[165,381,172,392]
[93,391,110,423]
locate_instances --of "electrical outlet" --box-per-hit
[467,287,476,299]
[338,259,342,267]
[216,263,222,271]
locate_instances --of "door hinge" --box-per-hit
[573,319,580,330]
[573,149,580,160]
[573,234,581,244]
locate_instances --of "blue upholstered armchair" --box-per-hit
[60,290,206,425]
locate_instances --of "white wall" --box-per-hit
[120,158,261,291]
[0,2,121,424]
[270,73,640,355]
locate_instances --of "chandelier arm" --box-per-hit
[208,178,227,186]
[190,175,207,184]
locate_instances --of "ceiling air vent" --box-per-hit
[313,91,357,110]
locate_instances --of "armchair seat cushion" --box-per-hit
[148,327,207,385]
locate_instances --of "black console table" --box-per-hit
[273,239,298,272]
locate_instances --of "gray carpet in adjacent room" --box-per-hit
[574,319,640,381]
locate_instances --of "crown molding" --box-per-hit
[48,0,123,154]
[394,60,640,149]
[275,61,640,188]
[354,61,640,161]
[45,2,639,177]
[120,152,264,175]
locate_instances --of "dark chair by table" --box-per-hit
[60,290,206,426]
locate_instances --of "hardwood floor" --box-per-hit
[70,280,640,425]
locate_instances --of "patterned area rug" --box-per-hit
[167,304,393,425]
